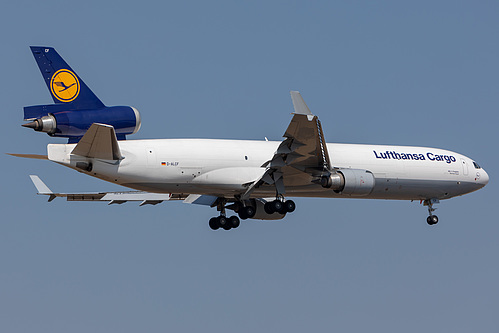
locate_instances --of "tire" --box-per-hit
[238,209,248,220]
[218,216,228,227]
[264,202,274,214]
[274,200,287,214]
[209,217,219,230]
[272,200,283,213]
[229,216,240,229]
[284,200,296,213]
[244,206,256,219]
[427,215,439,225]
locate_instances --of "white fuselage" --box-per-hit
[47,139,489,201]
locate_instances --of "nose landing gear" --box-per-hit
[427,215,439,225]
[423,199,439,226]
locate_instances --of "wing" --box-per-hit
[29,175,187,206]
[242,91,330,199]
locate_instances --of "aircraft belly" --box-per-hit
[254,177,477,200]
[120,177,478,201]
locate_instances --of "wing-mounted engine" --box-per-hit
[22,46,141,143]
[321,169,375,196]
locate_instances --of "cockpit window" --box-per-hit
[473,161,481,169]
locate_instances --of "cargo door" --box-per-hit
[461,158,469,176]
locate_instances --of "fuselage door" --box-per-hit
[461,158,469,176]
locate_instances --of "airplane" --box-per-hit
[10,46,489,230]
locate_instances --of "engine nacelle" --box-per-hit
[22,104,141,141]
[321,169,375,196]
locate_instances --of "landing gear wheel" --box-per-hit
[284,200,296,213]
[244,206,255,219]
[427,215,439,225]
[209,217,219,230]
[217,216,230,230]
[238,209,248,220]
[272,200,284,214]
[229,216,240,229]
[238,206,255,220]
[277,203,287,214]
[265,200,296,214]
[264,202,274,214]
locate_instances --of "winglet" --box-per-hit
[30,175,52,194]
[290,91,313,118]
[29,175,57,202]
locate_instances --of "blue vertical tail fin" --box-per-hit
[30,46,105,110]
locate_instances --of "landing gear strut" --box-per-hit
[424,199,439,226]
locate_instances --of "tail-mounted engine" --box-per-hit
[321,169,375,196]
[22,104,141,142]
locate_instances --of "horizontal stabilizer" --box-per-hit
[72,123,123,160]
[7,153,48,160]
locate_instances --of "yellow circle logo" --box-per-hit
[50,69,80,102]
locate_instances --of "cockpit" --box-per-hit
[473,161,481,169]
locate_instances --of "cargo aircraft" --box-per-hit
[10,47,489,230]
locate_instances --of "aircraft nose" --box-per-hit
[477,169,489,187]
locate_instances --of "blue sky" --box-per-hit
[1,1,498,332]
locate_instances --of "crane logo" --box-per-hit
[50,69,80,102]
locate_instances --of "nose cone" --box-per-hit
[477,169,489,187]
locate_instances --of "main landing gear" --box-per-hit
[208,198,296,231]
[209,215,240,230]
[264,199,295,215]
[424,199,439,226]
[209,198,242,231]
